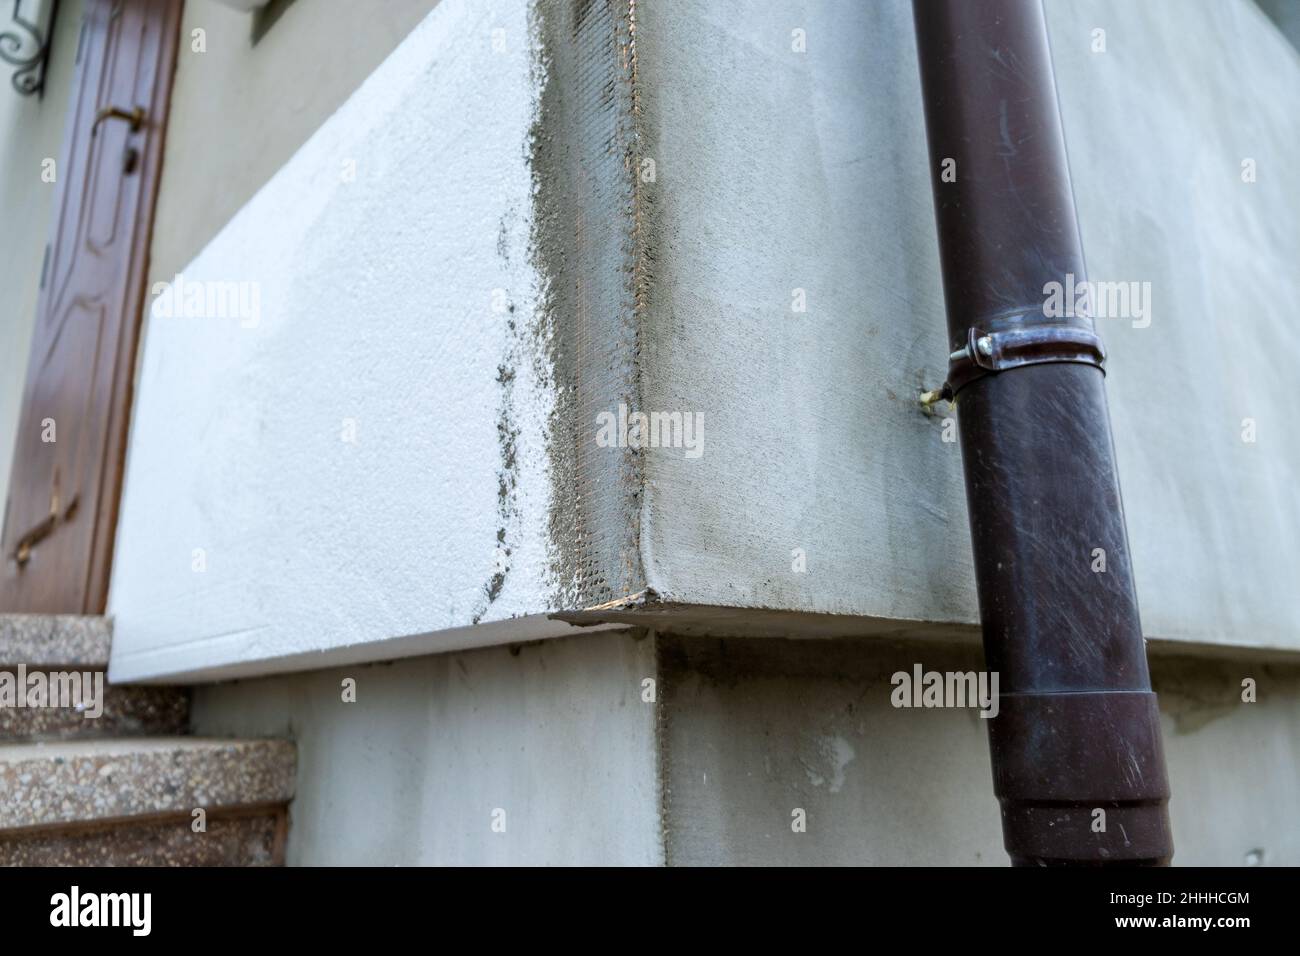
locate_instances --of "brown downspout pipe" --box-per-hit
[911,0,1173,865]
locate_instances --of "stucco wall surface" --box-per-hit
[110,0,563,681]
[630,0,1300,653]
[657,635,1300,867]
[190,629,663,865]
[190,628,1300,866]
[111,0,1300,682]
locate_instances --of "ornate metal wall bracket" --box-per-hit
[0,0,60,97]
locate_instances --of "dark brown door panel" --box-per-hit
[2,0,180,613]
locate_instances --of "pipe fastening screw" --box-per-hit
[976,335,993,356]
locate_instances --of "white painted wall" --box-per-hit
[109,0,569,681]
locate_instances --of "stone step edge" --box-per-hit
[0,801,290,839]
[0,738,296,832]
[0,615,113,669]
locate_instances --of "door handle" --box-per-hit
[91,104,145,136]
[11,491,78,566]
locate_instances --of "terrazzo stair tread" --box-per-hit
[0,809,288,866]
[0,614,191,742]
[0,615,113,668]
[0,684,190,742]
[0,738,296,832]
[0,620,292,866]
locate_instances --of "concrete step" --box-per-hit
[0,738,296,866]
[0,615,188,742]
[0,614,114,667]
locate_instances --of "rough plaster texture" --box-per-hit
[0,0,82,525]
[620,0,1300,653]
[1046,0,1300,650]
[113,0,654,682]
[657,635,1300,867]
[631,0,972,628]
[111,0,590,681]
[111,0,1300,682]
[189,630,663,865]
[529,0,647,609]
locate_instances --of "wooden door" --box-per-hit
[1,0,180,613]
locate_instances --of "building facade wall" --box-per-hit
[3,0,1290,866]
[190,629,663,865]
[630,0,1300,652]
[107,0,1300,683]
[108,0,566,681]
[658,636,1300,866]
[145,0,441,294]
[191,630,1300,866]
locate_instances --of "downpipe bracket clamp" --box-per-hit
[942,324,1107,400]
